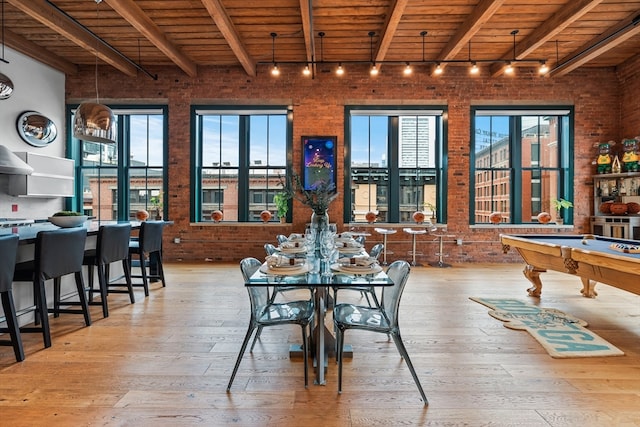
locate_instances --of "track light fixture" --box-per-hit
[264,31,547,78]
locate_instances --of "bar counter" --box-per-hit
[0,220,142,244]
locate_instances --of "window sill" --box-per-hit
[470,224,573,229]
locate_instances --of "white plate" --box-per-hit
[277,245,308,254]
[260,263,310,275]
[331,263,382,274]
[337,247,364,254]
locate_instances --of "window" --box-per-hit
[471,107,573,224]
[345,107,446,223]
[70,106,168,221]
[192,107,291,222]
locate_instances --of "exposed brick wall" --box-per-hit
[618,54,640,139]
[66,61,635,263]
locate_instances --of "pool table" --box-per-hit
[500,234,640,298]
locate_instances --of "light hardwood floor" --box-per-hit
[1,262,639,426]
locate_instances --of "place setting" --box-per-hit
[260,254,310,276]
[331,255,382,275]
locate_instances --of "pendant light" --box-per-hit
[73,0,116,144]
[0,0,13,99]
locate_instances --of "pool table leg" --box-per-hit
[523,264,544,297]
[580,278,598,298]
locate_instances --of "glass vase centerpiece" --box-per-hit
[280,171,339,247]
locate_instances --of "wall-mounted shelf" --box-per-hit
[8,152,74,197]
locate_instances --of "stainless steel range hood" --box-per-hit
[0,145,34,175]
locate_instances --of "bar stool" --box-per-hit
[374,228,396,265]
[129,221,166,296]
[403,228,427,266]
[13,228,91,349]
[0,235,24,362]
[83,223,135,318]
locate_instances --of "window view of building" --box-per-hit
[72,107,167,221]
[192,107,290,222]
[471,108,573,224]
[347,108,445,223]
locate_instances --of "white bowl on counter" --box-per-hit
[48,215,89,228]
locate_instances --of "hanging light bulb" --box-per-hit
[470,62,479,75]
[539,62,549,74]
[403,63,412,75]
[505,62,514,75]
[269,33,279,76]
[73,0,116,144]
[434,63,443,75]
[370,63,379,76]
[302,65,311,76]
[336,63,344,76]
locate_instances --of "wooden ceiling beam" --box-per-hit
[105,0,198,77]
[3,28,78,75]
[200,0,256,77]
[549,11,640,77]
[436,0,506,63]
[374,0,409,66]
[490,0,604,77]
[7,0,138,76]
[299,0,315,74]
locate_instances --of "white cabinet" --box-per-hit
[8,152,74,197]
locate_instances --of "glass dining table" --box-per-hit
[246,251,395,385]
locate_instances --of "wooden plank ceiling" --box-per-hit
[2,0,639,78]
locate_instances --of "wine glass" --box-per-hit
[304,227,316,251]
[320,231,334,276]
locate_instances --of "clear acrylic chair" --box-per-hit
[227,257,314,391]
[333,260,428,405]
[333,243,384,308]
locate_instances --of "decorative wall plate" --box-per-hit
[16,111,58,147]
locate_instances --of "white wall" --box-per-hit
[0,46,67,219]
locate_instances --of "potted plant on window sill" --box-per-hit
[552,198,573,225]
[150,193,163,220]
[274,191,290,223]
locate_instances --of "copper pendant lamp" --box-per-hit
[72,0,116,144]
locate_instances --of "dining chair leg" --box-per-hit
[336,328,345,393]
[250,326,263,351]
[120,260,136,303]
[53,277,61,318]
[1,291,25,362]
[34,278,51,348]
[74,271,92,326]
[391,332,428,405]
[301,324,309,388]
[96,264,109,318]
[227,323,256,391]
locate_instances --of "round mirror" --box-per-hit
[0,72,13,100]
[16,111,58,147]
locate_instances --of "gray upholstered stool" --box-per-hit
[0,234,24,361]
